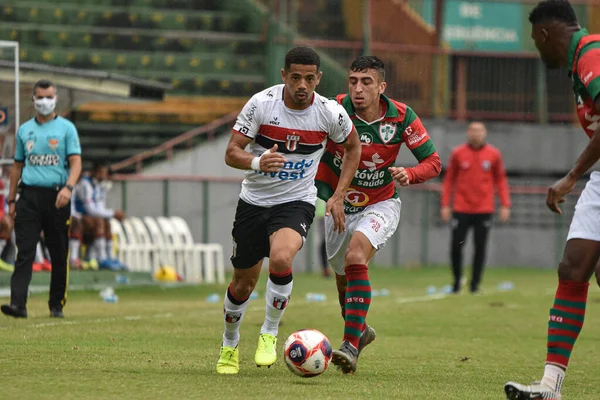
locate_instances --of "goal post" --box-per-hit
[0,40,19,167]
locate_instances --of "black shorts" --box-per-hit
[230,199,315,269]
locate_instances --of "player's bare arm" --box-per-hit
[547,96,600,214]
[326,126,361,234]
[225,132,287,173]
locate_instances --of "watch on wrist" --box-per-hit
[7,199,15,204]
[65,184,74,192]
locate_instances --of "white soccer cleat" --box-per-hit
[504,381,561,400]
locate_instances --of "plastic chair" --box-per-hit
[143,216,174,268]
[156,216,187,277]
[170,216,225,284]
[109,218,136,270]
[129,217,155,273]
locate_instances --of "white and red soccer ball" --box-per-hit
[283,329,332,377]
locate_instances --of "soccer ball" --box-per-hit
[283,329,332,377]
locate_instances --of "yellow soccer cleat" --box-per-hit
[254,333,277,367]
[82,259,99,271]
[216,346,239,374]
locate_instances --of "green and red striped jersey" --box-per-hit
[569,28,600,136]
[315,94,439,214]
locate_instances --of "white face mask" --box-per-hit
[33,97,56,116]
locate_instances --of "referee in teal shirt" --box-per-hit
[1,80,82,319]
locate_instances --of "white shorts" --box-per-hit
[568,171,600,242]
[325,197,401,275]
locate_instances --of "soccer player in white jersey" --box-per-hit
[216,46,362,374]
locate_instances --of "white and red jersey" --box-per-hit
[232,84,353,207]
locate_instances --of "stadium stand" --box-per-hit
[0,1,266,96]
[0,0,270,170]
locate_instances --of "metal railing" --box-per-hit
[107,174,581,270]
[110,110,238,173]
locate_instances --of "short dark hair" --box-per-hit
[529,0,578,25]
[350,56,386,81]
[284,46,320,71]
[32,79,55,95]
[92,161,110,171]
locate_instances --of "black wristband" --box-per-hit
[65,184,74,192]
[7,199,15,204]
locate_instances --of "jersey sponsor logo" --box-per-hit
[481,160,491,171]
[338,112,351,135]
[48,138,59,151]
[255,159,314,181]
[406,126,427,146]
[269,116,280,126]
[245,103,257,125]
[332,150,386,187]
[285,134,300,151]
[28,154,60,166]
[363,153,384,172]
[25,140,34,152]
[239,126,250,135]
[359,132,373,146]
[584,71,594,84]
[345,189,369,207]
[379,123,396,144]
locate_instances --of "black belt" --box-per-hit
[20,184,64,192]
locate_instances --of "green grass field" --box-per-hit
[1,267,600,400]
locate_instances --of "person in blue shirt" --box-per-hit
[1,79,82,319]
[74,162,126,270]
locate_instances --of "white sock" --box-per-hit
[0,239,7,255]
[260,275,293,336]
[106,239,114,260]
[541,364,565,393]
[96,237,107,262]
[88,239,99,261]
[35,242,44,263]
[223,287,249,348]
[69,239,81,261]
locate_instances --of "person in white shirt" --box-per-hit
[216,46,362,374]
[73,162,125,270]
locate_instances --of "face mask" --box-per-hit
[33,97,56,116]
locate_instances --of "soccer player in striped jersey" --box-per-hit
[505,2,600,399]
[216,46,361,374]
[315,56,442,374]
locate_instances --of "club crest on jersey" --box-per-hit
[48,138,59,151]
[379,123,396,144]
[286,134,300,151]
[25,140,34,152]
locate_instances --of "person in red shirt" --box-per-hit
[441,121,511,294]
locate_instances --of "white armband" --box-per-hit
[251,156,262,171]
